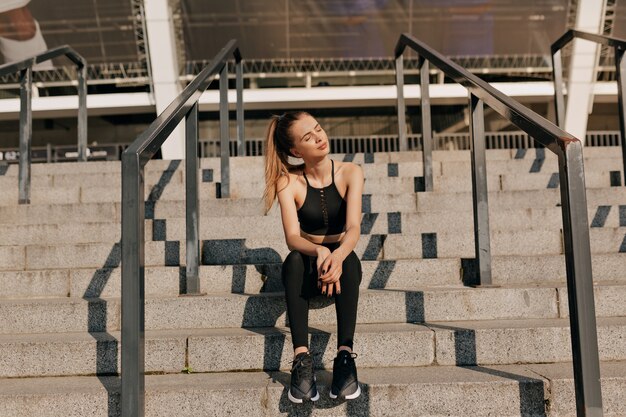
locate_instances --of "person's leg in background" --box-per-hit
[0,1,53,70]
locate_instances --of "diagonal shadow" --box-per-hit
[422,323,547,416]
[80,160,181,417]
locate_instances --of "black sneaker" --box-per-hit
[330,350,361,400]
[288,351,319,403]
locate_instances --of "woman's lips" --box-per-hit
[318,143,327,150]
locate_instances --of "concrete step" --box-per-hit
[0,146,622,178]
[2,283,626,335]
[2,205,625,245]
[1,227,623,272]
[1,317,626,378]
[1,253,624,300]
[416,187,626,212]
[0,258,462,299]
[1,157,621,191]
[0,360,624,416]
[1,188,624,228]
[1,169,622,206]
[0,322,433,377]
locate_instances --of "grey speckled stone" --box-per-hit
[0,297,120,334]
[384,229,563,259]
[431,317,626,366]
[0,186,81,206]
[0,269,70,298]
[492,253,626,285]
[1,222,120,246]
[143,286,559,331]
[0,363,557,417]
[187,322,434,372]
[69,267,180,298]
[558,283,626,318]
[0,202,118,225]
[0,330,185,377]
[0,246,25,270]
[416,188,626,212]
[527,361,626,417]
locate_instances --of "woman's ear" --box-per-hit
[290,147,301,158]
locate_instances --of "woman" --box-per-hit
[263,111,364,403]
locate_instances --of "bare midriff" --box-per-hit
[300,229,345,244]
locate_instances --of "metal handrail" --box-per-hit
[0,45,87,204]
[120,39,243,417]
[551,29,626,187]
[395,33,602,416]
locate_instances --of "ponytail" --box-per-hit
[262,111,308,214]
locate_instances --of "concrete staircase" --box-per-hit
[0,147,624,416]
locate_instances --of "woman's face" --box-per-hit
[289,114,329,159]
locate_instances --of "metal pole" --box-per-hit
[552,49,566,128]
[121,153,146,417]
[614,46,626,186]
[419,57,433,191]
[236,59,245,157]
[468,93,493,286]
[77,64,88,162]
[18,66,32,205]
[219,63,230,198]
[558,141,603,416]
[395,54,408,152]
[185,103,201,294]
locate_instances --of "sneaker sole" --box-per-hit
[288,389,320,403]
[329,383,361,400]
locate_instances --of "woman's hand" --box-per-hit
[318,251,343,296]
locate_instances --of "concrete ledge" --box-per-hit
[0,286,561,334]
[430,317,626,366]
[1,361,625,416]
[3,318,626,377]
[491,253,626,285]
[558,283,626,318]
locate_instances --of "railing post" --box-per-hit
[18,66,32,205]
[121,152,146,417]
[395,54,408,152]
[552,49,566,128]
[468,93,493,286]
[77,64,88,162]
[614,46,626,186]
[185,102,201,294]
[219,62,230,198]
[419,57,433,191]
[236,59,245,157]
[558,141,603,416]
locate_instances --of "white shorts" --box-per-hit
[0,0,31,14]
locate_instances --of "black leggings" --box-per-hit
[281,241,362,350]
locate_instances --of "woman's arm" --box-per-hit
[331,162,364,262]
[276,174,326,257]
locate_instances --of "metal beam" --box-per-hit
[419,57,433,191]
[395,54,407,152]
[468,93,493,287]
[219,63,230,198]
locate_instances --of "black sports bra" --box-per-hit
[297,159,347,236]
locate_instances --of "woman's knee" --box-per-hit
[282,250,305,285]
[341,251,362,286]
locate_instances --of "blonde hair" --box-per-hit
[262,111,309,214]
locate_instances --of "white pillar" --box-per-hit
[144,0,185,159]
[563,0,606,144]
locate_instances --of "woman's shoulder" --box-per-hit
[277,164,306,191]
[335,160,363,177]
